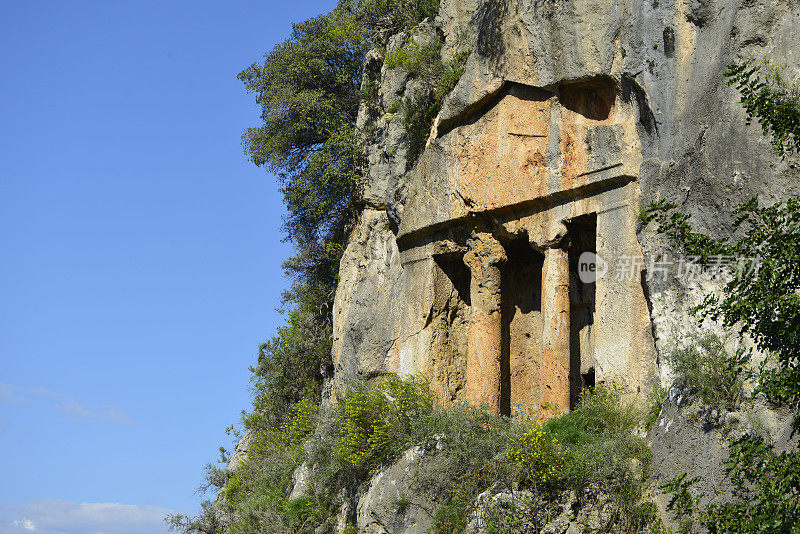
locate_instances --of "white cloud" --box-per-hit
[55,400,133,426]
[11,519,34,531]
[1,500,173,534]
[0,383,132,426]
[0,384,27,404]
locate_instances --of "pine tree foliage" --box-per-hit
[236,1,446,436]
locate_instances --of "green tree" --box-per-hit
[237,3,371,438]
[169,2,449,531]
[239,7,368,253]
[644,194,800,406]
[237,0,445,434]
[724,59,800,156]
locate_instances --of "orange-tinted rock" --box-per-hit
[463,232,507,413]
[540,246,571,419]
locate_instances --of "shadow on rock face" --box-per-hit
[558,77,617,121]
[475,0,511,62]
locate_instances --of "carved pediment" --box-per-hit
[438,78,627,213]
[399,77,639,246]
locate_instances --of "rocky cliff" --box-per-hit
[325,0,800,531]
[332,0,800,411]
[203,2,800,533]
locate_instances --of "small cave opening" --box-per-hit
[582,367,596,390]
[558,78,616,121]
[566,213,597,409]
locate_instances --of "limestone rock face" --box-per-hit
[312,0,800,531]
[210,429,255,531]
[331,0,800,416]
[463,486,634,534]
[226,428,254,473]
[647,386,799,532]
[332,208,403,395]
[356,438,445,534]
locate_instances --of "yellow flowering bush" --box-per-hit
[223,428,290,505]
[506,424,563,486]
[379,373,434,422]
[223,465,247,505]
[336,374,434,469]
[288,396,319,446]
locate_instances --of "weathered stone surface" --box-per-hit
[360,21,441,218]
[356,438,445,534]
[647,387,799,532]
[463,232,506,413]
[289,462,312,501]
[331,0,800,421]
[226,428,254,473]
[399,77,642,241]
[541,245,571,418]
[464,485,638,534]
[332,208,403,396]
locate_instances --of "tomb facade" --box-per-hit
[333,78,658,418]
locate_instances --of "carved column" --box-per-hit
[463,233,507,414]
[541,245,571,419]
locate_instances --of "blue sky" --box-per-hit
[0,1,336,532]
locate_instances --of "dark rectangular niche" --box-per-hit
[558,77,616,121]
[566,213,597,409]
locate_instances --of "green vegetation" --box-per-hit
[384,39,442,71]
[707,437,800,533]
[165,502,222,534]
[661,440,800,534]
[433,385,655,533]
[724,58,800,156]
[644,385,668,431]
[237,1,369,445]
[383,31,469,157]
[354,0,439,44]
[645,59,800,533]
[171,375,657,533]
[334,375,434,470]
[660,474,702,534]
[643,191,800,410]
[235,0,450,464]
[422,405,517,533]
[664,333,747,412]
[538,386,653,521]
